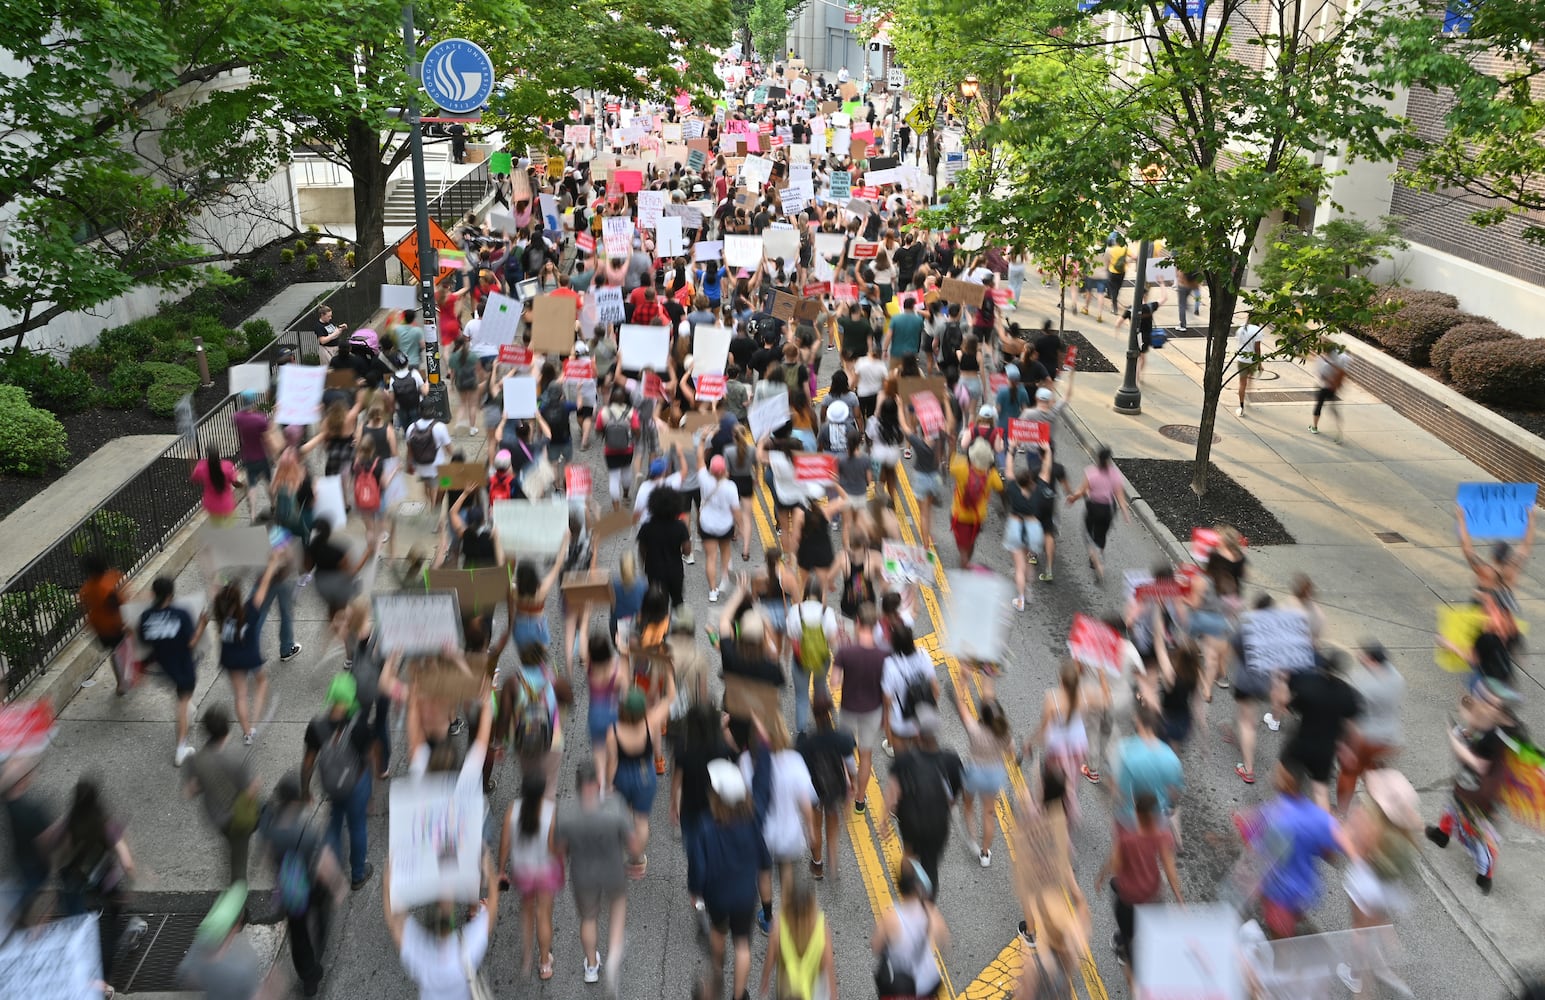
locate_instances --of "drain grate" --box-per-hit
[1157,424,1218,445]
[108,891,224,994]
[1246,389,1321,403]
[1373,531,1408,544]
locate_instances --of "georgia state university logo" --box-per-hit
[421,38,494,115]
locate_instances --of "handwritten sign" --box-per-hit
[1007,418,1049,448]
[0,913,102,999]
[1457,482,1538,540]
[388,775,484,910]
[274,364,326,426]
[566,465,592,498]
[374,593,463,654]
[421,566,510,617]
[911,391,944,437]
[940,276,987,308]
[1239,607,1316,674]
[602,216,633,257]
[881,541,931,584]
[1068,613,1123,677]
[829,170,851,201]
[724,234,764,269]
[594,286,625,325]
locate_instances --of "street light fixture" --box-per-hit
[959,76,980,99]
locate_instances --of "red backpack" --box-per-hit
[354,463,381,511]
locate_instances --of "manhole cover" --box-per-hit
[1373,531,1408,544]
[1157,424,1218,445]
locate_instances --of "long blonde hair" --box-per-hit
[782,871,823,965]
[619,550,639,587]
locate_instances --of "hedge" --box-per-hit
[0,384,69,475]
[1449,338,1545,409]
[1374,304,1467,367]
[1373,286,1460,312]
[142,362,200,417]
[104,361,153,409]
[1431,323,1518,382]
[0,347,97,414]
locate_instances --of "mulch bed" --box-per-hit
[1120,458,1295,548]
[1059,329,1120,374]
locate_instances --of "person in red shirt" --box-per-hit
[629,286,665,326]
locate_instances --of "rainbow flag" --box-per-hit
[436,248,467,272]
[1500,733,1545,833]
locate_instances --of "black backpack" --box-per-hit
[806,742,849,807]
[937,322,963,369]
[895,752,951,845]
[901,672,937,721]
[392,374,420,417]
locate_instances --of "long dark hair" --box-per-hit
[212,581,247,628]
[65,779,111,866]
[877,398,904,444]
[517,775,547,837]
[205,445,227,493]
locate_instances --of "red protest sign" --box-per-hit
[1068,614,1123,677]
[695,374,727,401]
[1062,345,1078,370]
[0,699,55,759]
[991,287,1013,306]
[1135,578,1188,603]
[566,465,592,497]
[1191,527,1247,563]
[563,358,596,381]
[575,232,596,253]
[606,102,620,113]
[793,454,838,482]
[831,283,859,303]
[802,281,831,297]
[988,373,1010,394]
[499,344,533,366]
[1175,563,1204,588]
[759,122,774,134]
[642,369,669,401]
[1008,418,1049,448]
[911,391,943,437]
[852,242,879,259]
[854,186,880,200]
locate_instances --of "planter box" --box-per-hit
[1341,340,1545,493]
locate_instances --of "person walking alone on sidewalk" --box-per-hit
[1309,345,1348,440]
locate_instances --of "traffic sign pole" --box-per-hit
[402,4,450,421]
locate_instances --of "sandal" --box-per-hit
[1220,726,1236,746]
[1235,763,1255,784]
[626,854,648,880]
[1081,764,1101,784]
[809,858,825,881]
[539,954,555,980]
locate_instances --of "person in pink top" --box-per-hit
[191,446,240,525]
[1065,447,1131,582]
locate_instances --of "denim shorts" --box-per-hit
[911,471,949,505]
[1003,517,1034,552]
[963,761,1008,796]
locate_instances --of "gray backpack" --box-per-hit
[316,715,363,800]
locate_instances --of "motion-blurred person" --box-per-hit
[1,755,53,923]
[1425,679,1522,895]
[883,708,962,895]
[759,871,836,1000]
[498,775,561,980]
[383,849,501,998]
[300,674,376,891]
[872,860,949,1000]
[78,552,134,696]
[797,694,856,881]
[1096,792,1183,985]
[1338,641,1406,816]
[552,762,633,990]
[47,778,137,983]
[689,741,773,1000]
[1338,769,1421,997]
[210,551,285,745]
[955,692,1012,868]
[183,705,260,885]
[176,882,266,1000]
[135,575,210,765]
[1236,757,1352,937]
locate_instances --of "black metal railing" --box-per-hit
[0,162,494,701]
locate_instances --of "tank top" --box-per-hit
[778,912,827,1000]
[886,901,939,994]
[613,721,653,767]
[1043,693,1088,759]
[506,798,557,875]
[362,424,392,460]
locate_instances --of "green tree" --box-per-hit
[732,0,808,63]
[749,0,791,62]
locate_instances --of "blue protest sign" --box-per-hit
[1163,0,1206,15]
[1457,482,1539,540]
[421,39,495,115]
[1442,0,1475,33]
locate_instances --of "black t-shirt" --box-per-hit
[729,335,758,370]
[675,738,735,822]
[893,748,964,813]
[1022,360,1051,386]
[839,317,871,357]
[303,712,375,756]
[1034,333,1063,372]
[636,516,689,583]
[749,346,782,379]
[1473,631,1517,682]
[460,527,498,568]
[1003,479,1036,518]
[1029,464,1064,522]
[720,641,785,687]
[1286,671,1362,759]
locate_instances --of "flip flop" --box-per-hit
[1235,763,1255,784]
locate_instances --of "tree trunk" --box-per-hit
[1057,252,1068,333]
[345,116,390,294]
[1190,277,1239,497]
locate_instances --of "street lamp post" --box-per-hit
[401,3,450,422]
[1113,237,1152,414]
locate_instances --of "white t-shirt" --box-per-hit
[1236,323,1263,356]
[398,906,491,1000]
[786,600,839,645]
[881,650,936,737]
[740,748,817,859]
[506,798,557,876]
[854,356,889,396]
[406,419,452,475]
[698,476,741,535]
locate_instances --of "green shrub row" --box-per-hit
[0,385,69,476]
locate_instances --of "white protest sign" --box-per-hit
[373,593,463,654]
[388,774,484,911]
[594,285,625,325]
[502,375,538,418]
[539,193,560,232]
[810,126,826,156]
[380,283,418,311]
[663,122,683,142]
[741,155,774,188]
[725,234,764,269]
[0,913,102,999]
[197,524,272,571]
[313,474,347,531]
[692,326,733,375]
[1134,904,1242,1000]
[602,216,633,257]
[683,119,705,139]
[813,233,846,281]
[476,292,522,348]
[488,209,519,234]
[228,363,270,398]
[657,215,685,257]
[694,240,724,262]
[619,324,671,371]
[637,190,666,230]
[831,112,851,128]
[867,167,900,186]
[762,227,800,264]
[943,569,1014,661]
[881,541,931,584]
[274,364,326,426]
[748,389,791,441]
[831,128,851,156]
[1239,608,1316,674]
[492,497,571,555]
[779,187,806,216]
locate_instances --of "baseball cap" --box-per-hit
[494,449,513,470]
[1035,387,1055,402]
[708,758,748,804]
[649,457,668,477]
[574,341,590,355]
[709,455,727,476]
[325,672,358,712]
[197,882,248,945]
[977,404,995,420]
[738,609,765,643]
[1005,364,1021,381]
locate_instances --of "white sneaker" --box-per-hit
[683,553,695,565]
[1012,596,1025,612]
[174,742,194,766]
[584,954,601,984]
[243,730,255,746]
[1236,406,1245,417]
[708,588,720,603]
[980,850,992,868]
[1264,712,1281,732]
[1337,963,1363,994]
[881,738,894,758]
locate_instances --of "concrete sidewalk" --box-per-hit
[1011,278,1545,978]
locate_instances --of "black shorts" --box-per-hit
[1287,743,1336,784]
[707,903,755,940]
[96,630,127,652]
[732,475,754,498]
[578,406,595,420]
[604,452,633,470]
[163,664,197,697]
[701,524,734,542]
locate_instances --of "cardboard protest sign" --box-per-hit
[561,571,615,606]
[529,294,578,354]
[897,376,950,410]
[0,699,56,760]
[682,409,720,434]
[380,283,418,311]
[325,369,358,390]
[374,593,462,654]
[944,570,1014,661]
[794,298,823,322]
[1457,482,1538,540]
[1008,418,1050,448]
[1068,613,1123,676]
[0,912,102,998]
[422,557,511,612]
[592,506,634,541]
[1239,607,1316,674]
[198,524,272,571]
[619,324,671,371]
[1134,904,1242,1000]
[748,389,791,441]
[413,652,487,704]
[770,290,798,321]
[881,541,931,584]
[1011,801,1074,910]
[724,673,781,725]
[388,774,484,910]
[274,364,326,425]
[725,234,764,269]
[793,454,837,482]
[502,375,538,419]
[940,276,987,308]
[228,363,270,398]
[490,497,569,555]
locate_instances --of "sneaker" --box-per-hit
[1081,764,1100,784]
[980,850,991,868]
[1027,553,1038,565]
[853,798,867,814]
[280,643,303,662]
[584,954,601,984]
[297,571,314,588]
[1038,572,1054,583]
[1012,596,1025,612]
[1308,425,1320,435]
[1476,873,1492,894]
[881,738,894,758]
[1425,825,1450,849]
[1263,712,1281,732]
[695,900,711,937]
[243,729,255,746]
[1236,406,1244,418]
[683,553,695,565]
[756,910,772,934]
[1337,963,1364,994]
[351,862,375,890]
[122,915,149,951]
[449,717,466,736]
[174,742,194,766]
[708,588,720,603]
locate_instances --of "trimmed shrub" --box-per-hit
[104,361,153,409]
[69,509,140,568]
[1373,285,1460,311]
[1431,322,1519,381]
[142,361,200,416]
[305,253,320,272]
[242,319,276,358]
[148,338,195,365]
[0,347,97,414]
[252,266,275,287]
[294,239,309,254]
[69,345,114,373]
[99,320,157,361]
[1450,339,1545,408]
[0,384,69,475]
[279,248,295,265]
[202,344,229,376]
[1374,304,1466,366]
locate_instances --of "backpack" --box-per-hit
[278,847,313,917]
[960,467,989,513]
[806,742,849,807]
[354,463,381,511]
[1030,478,1057,520]
[514,672,554,758]
[315,715,363,801]
[900,660,936,721]
[839,563,874,619]
[602,407,634,452]
[392,374,420,417]
[796,604,831,675]
[895,751,951,845]
[407,422,439,466]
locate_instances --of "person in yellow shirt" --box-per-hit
[949,438,1004,567]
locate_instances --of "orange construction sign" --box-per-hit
[393,218,459,282]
